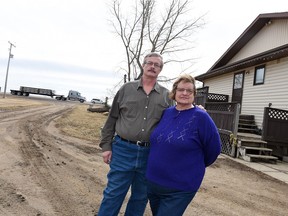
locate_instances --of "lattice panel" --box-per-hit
[268,109,288,120]
[206,103,237,112]
[218,129,236,157]
[196,87,209,96]
[207,94,228,102]
[220,132,234,157]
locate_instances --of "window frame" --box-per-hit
[253,65,266,85]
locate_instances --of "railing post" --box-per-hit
[232,103,240,135]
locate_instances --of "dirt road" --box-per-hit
[0,98,288,216]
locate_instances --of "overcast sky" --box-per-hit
[0,0,287,101]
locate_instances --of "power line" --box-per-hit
[3,41,16,98]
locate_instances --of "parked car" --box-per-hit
[91,98,104,104]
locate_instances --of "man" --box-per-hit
[97,53,173,216]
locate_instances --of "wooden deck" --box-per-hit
[236,132,278,163]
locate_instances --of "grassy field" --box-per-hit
[55,105,107,141]
[0,97,49,111]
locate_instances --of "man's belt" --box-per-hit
[117,135,150,147]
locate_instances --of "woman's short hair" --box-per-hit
[169,74,197,100]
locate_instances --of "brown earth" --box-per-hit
[0,96,288,216]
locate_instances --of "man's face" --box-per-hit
[142,56,162,78]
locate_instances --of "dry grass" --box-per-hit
[0,97,49,111]
[55,105,108,142]
[0,96,107,142]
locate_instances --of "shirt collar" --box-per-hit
[137,78,161,94]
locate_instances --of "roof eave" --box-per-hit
[196,44,288,81]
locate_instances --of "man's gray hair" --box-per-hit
[143,52,163,68]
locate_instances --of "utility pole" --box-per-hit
[3,41,16,98]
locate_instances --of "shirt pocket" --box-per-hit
[122,100,139,118]
[153,102,168,120]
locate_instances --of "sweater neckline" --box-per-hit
[174,105,195,112]
[173,106,195,118]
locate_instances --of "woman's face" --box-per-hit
[175,80,195,107]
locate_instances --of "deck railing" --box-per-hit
[262,107,288,158]
[206,102,240,135]
[195,87,229,107]
[195,87,240,157]
[262,107,288,144]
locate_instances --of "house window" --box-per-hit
[234,73,243,89]
[254,65,265,85]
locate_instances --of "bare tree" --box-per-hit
[109,0,205,82]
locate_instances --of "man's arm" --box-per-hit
[99,91,120,152]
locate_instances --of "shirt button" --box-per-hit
[142,129,145,131]
[144,117,146,120]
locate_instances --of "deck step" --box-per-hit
[242,146,272,151]
[238,123,257,127]
[237,140,277,163]
[239,139,267,148]
[240,139,266,143]
[244,154,278,163]
[238,127,258,132]
[238,146,273,155]
[238,114,259,135]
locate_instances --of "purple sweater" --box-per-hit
[146,106,221,192]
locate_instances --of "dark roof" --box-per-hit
[196,12,288,81]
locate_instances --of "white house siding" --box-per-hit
[203,56,288,130]
[203,73,234,101]
[229,19,288,64]
[241,56,288,129]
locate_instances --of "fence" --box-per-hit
[262,107,288,157]
[195,87,229,107]
[195,87,240,157]
[205,102,240,157]
[206,102,240,135]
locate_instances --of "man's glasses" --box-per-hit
[176,88,194,95]
[144,61,162,68]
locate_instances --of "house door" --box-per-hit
[232,71,244,110]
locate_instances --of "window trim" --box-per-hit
[253,65,265,85]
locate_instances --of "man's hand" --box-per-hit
[102,151,112,164]
[196,104,206,111]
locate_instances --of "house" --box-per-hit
[195,12,288,159]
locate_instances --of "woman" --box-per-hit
[146,74,221,216]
